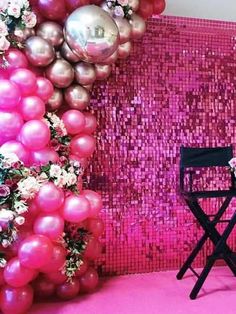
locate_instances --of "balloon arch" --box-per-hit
[0,0,165,313]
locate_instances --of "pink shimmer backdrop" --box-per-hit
[88,16,236,275]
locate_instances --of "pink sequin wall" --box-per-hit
[88,16,236,275]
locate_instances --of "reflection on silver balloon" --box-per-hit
[75,62,96,86]
[46,59,74,88]
[64,5,119,63]
[64,85,90,110]
[115,17,131,44]
[46,88,63,111]
[128,0,139,11]
[60,42,81,63]
[25,36,55,67]
[118,41,132,59]
[95,64,111,80]
[100,50,118,65]
[129,13,146,39]
[37,22,64,47]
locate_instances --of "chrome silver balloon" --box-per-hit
[37,22,64,47]
[95,64,111,80]
[74,62,96,86]
[46,59,74,88]
[60,42,81,63]
[46,88,63,111]
[64,84,90,110]
[118,41,132,59]
[129,13,146,39]
[114,17,132,44]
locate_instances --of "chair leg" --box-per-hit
[177,233,208,280]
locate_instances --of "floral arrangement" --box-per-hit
[0,0,36,54]
[229,158,236,174]
[106,0,133,19]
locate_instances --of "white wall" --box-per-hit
[164,0,236,22]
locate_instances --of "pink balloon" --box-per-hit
[38,0,67,21]
[36,77,54,102]
[61,195,91,223]
[19,120,50,150]
[10,69,37,96]
[20,96,45,121]
[0,111,23,145]
[45,271,67,285]
[81,190,103,217]
[0,285,33,314]
[33,275,55,299]
[35,182,64,212]
[62,110,86,135]
[75,259,89,277]
[84,238,102,260]
[4,49,28,71]
[56,279,80,300]
[65,0,90,12]
[3,258,37,288]
[10,229,33,257]
[18,234,53,269]
[34,213,65,241]
[87,218,105,238]
[0,80,21,110]
[79,268,99,293]
[30,147,59,166]
[40,245,67,273]
[0,141,29,165]
[70,134,96,158]
[83,112,97,134]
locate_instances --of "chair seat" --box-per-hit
[181,189,236,199]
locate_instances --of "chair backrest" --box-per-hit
[180,146,234,192]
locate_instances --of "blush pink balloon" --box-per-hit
[0,80,21,110]
[30,147,59,166]
[65,0,90,11]
[0,269,5,286]
[35,182,64,212]
[38,0,67,20]
[0,285,33,314]
[33,276,55,299]
[79,268,99,293]
[87,218,105,238]
[4,49,28,71]
[3,258,37,288]
[36,77,54,102]
[0,141,29,165]
[84,238,102,260]
[33,213,65,241]
[18,235,53,269]
[40,245,67,273]
[45,271,67,285]
[10,68,37,96]
[61,195,91,223]
[70,134,96,158]
[62,110,86,135]
[20,96,45,121]
[75,259,89,277]
[83,112,97,134]
[0,111,23,145]
[81,190,103,217]
[10,229,33,257]
[56,279,80,300]
[19,120,50,150]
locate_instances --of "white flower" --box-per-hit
[14,216,25,225]
[0,36,10,51]
[0,21,8,37]
[66,173,77,186]
[17,176,41,199]
[0,258,7,268]
[8,4,21,18]
[0,152,20,168]
[22,0,29,8]
[14,28,24,38]
[2,239,11,248]
[229,158,236,169]
[54,169,68,188]
[22,11,37,28]
[50,165,62,178]
[0,0,8,12]
[0,209,15,222]
[14,201,28,214]
[114,5,124,17]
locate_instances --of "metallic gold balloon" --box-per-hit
[114,17,132,44]
[60,42,81,63]
[46,59,74,88]
[100,50,118,65]
[95,64,111,80]
[128,0,139,11]
[25,36,55,67]
[118,41,132,59]
[129,13,146,39]
[64,5,119,63]
[46,88,63,111]
[75,62,96,86]
[36,22,64,47]
[64,85,90,110]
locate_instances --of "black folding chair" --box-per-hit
[177,145,236,299]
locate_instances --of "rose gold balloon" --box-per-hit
[75,62,96,86]
[118,41,132,59]
[60,42,80,63]
[25,36,55,67]
[100,50,118,65]
[37,22,64,47]
[129,13,146,39]
[95,64,111,80]
[83,84,93,91]
[16,28,35,42]
[46,59,74,88]
[114,17,131,44]
[64,85,90,110]
[83,112,97,134]
[128,0,139,11]
[47,88,63,111]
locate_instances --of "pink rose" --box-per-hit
[0,36,10,51]
[0,0,7,12]
[22,11,37,28]
[0,21,8,37]
[117,0,128,5]
[114,5,124,17]
[7,5,21,18]
[0,185,10,197]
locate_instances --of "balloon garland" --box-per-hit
[0,0,165,313]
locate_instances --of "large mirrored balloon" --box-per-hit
[100,50,118,65]
[75,62,96,85]
[25,36,55,67]
[37,22,64,47]
[64,5,119,63]
[64,84,90,110]
[46,59,74,88]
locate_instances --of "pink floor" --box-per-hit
[29,267,236,314]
